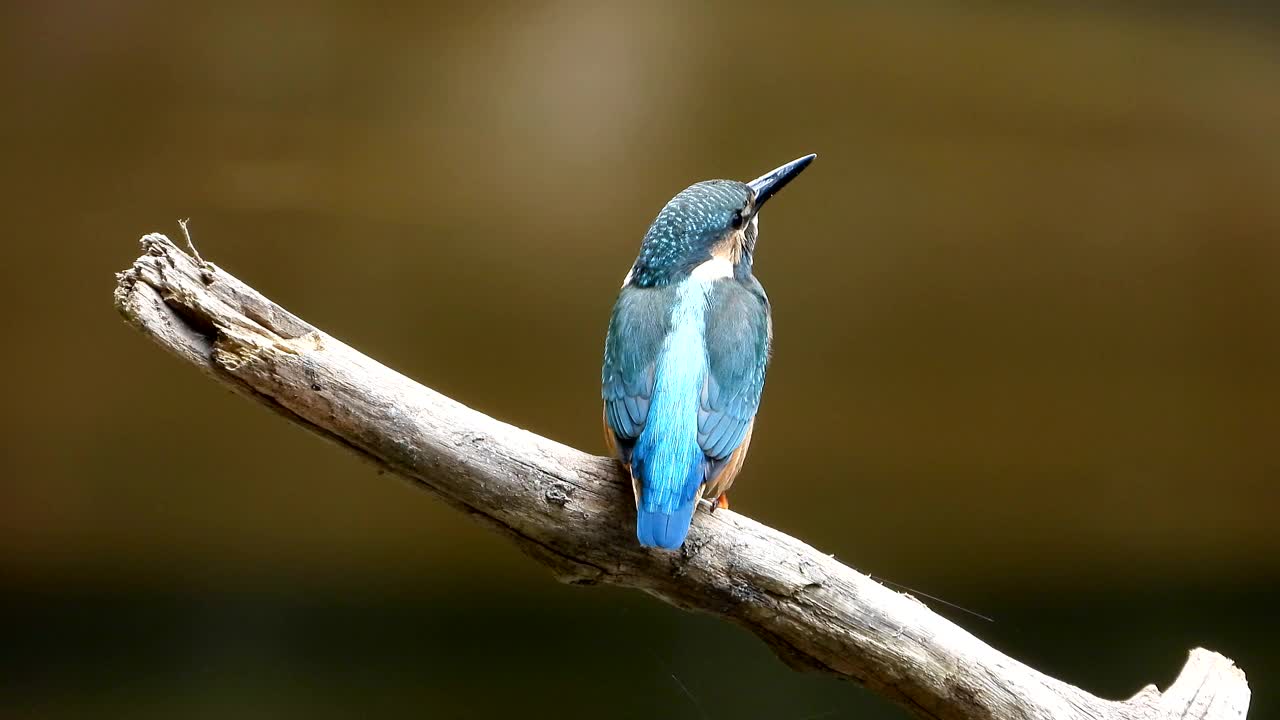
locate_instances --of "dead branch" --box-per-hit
[113,233,1249,720]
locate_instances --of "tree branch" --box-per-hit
[113,233,1250,720]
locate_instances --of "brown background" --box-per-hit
[1,2,1277,718]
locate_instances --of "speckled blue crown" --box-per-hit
[629,180,751,288]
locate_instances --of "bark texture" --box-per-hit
[114,233,1250,720]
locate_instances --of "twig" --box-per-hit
[178,218,205,266]
[113,233,1250,720]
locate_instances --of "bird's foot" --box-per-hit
[710,494,729,513]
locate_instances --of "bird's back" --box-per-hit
[604,276,770,549]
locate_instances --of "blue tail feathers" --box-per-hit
[631,438,705,550]
[636,494,699,550]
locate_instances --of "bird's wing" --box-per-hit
[602,285,672,464]
[698,279,771,463]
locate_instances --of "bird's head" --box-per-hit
[624,154,815,288]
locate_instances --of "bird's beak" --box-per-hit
[747,154,816,211]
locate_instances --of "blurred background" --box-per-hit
[2,1,1278,718]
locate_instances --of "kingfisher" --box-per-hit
[601,154,816,550]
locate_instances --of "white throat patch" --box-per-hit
[690,256,734,281]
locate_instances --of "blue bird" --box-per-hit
[602,155,816,550]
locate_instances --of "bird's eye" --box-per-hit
[730,207,749,230]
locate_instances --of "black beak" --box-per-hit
[747,154,816,210]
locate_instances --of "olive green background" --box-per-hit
[2,2,1277,718]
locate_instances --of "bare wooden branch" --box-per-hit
[114,233,1250,720]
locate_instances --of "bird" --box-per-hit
[601,154,816,550]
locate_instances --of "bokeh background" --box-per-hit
[2,2,1278,718]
